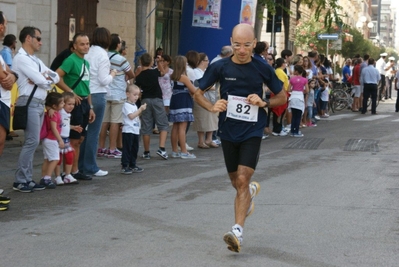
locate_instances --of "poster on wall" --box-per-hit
[239,0,257,26]
[192,0,222,28]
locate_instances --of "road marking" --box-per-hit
[354,115,391,121]
[391,119,399,122]
[323,114,358,120]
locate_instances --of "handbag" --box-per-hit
[13,85,38,130]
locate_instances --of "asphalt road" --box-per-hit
[1,99,399,267]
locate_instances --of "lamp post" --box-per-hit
[356,15,373,38]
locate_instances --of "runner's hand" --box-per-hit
[211,99,227,113]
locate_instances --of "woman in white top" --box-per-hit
[192,53,219,148]
[80,27,116,177]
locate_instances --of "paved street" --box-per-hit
[1,99,399,267]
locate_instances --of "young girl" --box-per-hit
[40,92,65,188]
[306,79,317,127]
[54,92,82,185]
[288,65,309,137]
[319,78,330,118]
[158,54,173,114]
[169,55,197,159]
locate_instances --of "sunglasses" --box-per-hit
[31,36,42,42]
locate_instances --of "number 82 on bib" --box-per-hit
[226,95,258,122]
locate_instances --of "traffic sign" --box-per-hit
[317,33,339,40]
[330,39,342,50]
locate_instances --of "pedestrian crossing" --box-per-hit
[320,113,398,122]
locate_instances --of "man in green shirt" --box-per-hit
[56,33,95,180]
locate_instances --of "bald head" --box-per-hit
[232,23,255,40]
[230,24,256,64]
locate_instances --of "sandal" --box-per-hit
[197,143,209,149]
[205,141,219,148]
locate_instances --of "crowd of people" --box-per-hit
[0,16,397,252]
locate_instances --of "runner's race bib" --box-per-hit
[226,95,258,122]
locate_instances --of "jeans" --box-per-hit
[291,108,302,134]
[307,106,313,120]
[15,98,44,183]
[79,93,106,174]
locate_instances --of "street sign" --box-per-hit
[330,39,342,50]
[317,33,339,40]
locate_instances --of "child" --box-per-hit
[40,92,65,188]
[306,79,317,127]
[54,92,82,185]
[319,78,330,118]
[169,56,197,159]
[121,84,147,174]
[288,65,309,137]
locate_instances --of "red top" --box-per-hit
[352,64,361,86]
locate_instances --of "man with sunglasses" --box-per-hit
[12,26,60,193]
[194,23,286,253]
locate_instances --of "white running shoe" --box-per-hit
[223,226,243,253]
[55,176,64,186]
[247,181,261,217]
[93,170,108,177]
[63,174,79,184]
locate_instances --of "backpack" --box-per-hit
[40,113,50,140]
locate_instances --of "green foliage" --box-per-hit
[340,28,382,59]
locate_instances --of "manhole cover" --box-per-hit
[283,138,324,150]
[344,139,379,152]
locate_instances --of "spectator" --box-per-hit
[81,27,116,177]
[1,34,16,68]
[158,54,173,114]
[13,26,60,192]
[134,52,169,160]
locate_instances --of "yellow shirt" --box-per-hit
[275,68,289,91]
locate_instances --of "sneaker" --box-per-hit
[12,183,33,193]
[213,139,221,145]
[63,174,79,184]
[178,143,194,151]
[0,189,4,195]
[107,149,122,159]
[279,130,288,137]
[142,152,151,160]
[72,172,92,180]
[271,132,279,136]
[186,143,194,151]
[40,178,56,189]
[27,180,46,191]
[130,166,144,173]
[223,226,243,253]
[93,170,108,177]
[320,115,329,118]
[292,133,304,138]
[156,149,168,160]
[0,195,11,205]
[314,115,321,120]
[120,167,132,175]
[171,151,181,158]
[0,204,8,211]
[247,181,261,217]
[262,134,269,140]
[55,176,64,186]
[180,152,196,159]
[97,148,106,157]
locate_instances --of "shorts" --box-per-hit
[320,100,328,110]
[221,137,261,173]
[140,98,169,135]
[42,138,60,161]
[70,98,90,139]
[103,100,124,123]
[0,101,10,134]
[351,85,361,98]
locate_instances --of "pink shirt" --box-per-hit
[290,75,308,92]
[44,111,61,140]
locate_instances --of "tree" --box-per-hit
[135,0,149,68]
[257,0,345,49]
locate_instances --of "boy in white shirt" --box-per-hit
[121,84,147,174]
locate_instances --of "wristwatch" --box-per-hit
[262,98,270,108]
[90,105,94,109]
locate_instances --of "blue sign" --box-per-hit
[317,33,339,40]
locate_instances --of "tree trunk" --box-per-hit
[254,4,265,40]
[282,0,290,49]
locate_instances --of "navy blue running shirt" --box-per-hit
[198,56,283,142]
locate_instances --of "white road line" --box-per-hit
[354,115,392,121]
[321,114,358,121]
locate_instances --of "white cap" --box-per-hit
[380,52,388,57]
[388,56,395,61]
